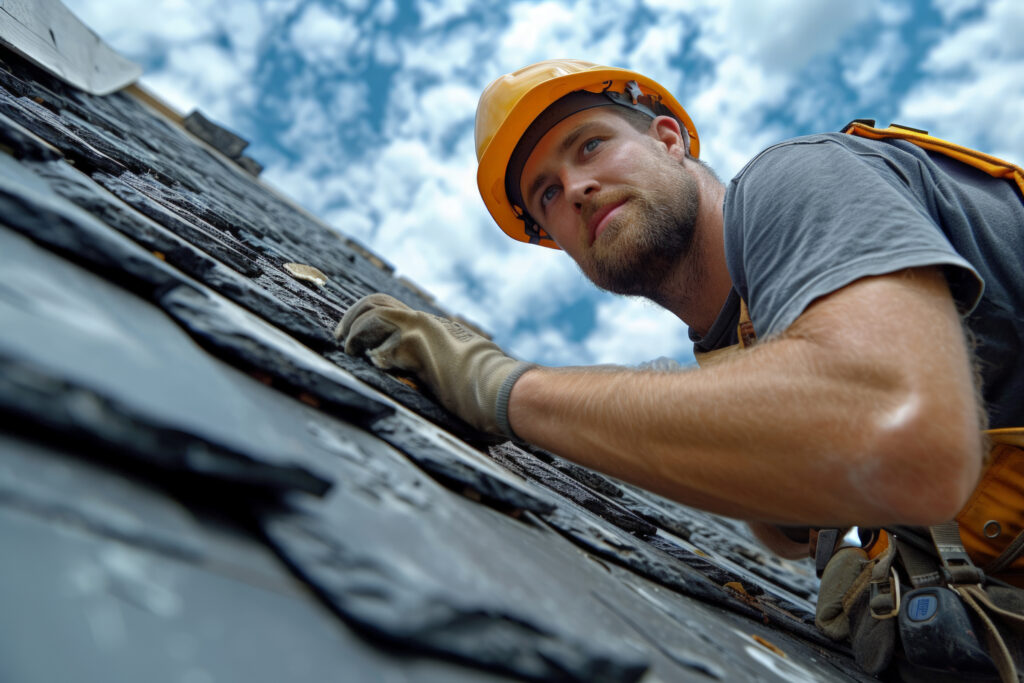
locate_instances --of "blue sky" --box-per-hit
[66,0,1024,367]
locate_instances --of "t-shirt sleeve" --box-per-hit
[723,136,982,337]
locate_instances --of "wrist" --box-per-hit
[506,364,552,442]
[495,362,537,439]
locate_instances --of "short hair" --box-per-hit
[607,105,656,133]
[606,106,691,156]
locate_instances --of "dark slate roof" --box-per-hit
[0,41,872,682]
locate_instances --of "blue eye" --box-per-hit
[541,185,559,206]
[583,138,601,154]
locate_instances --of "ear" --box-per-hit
[647,115,688,161]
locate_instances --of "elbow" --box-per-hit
[891,461,980,527]
[858,396,983,526]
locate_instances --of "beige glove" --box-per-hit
[335,293,534,437]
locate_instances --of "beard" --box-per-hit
[577,156,702,303]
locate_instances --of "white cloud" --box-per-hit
[373,35,401,65]
[275,80,370,153]
[497,0,628,69]
[217,3,265,55]
[923,0,1024,69]
[899,0,1024,158]
[498,2,580,59]
[878,0,912,25]
[278,96,331,150]
[687,55,791,177]
[457,246,593,338]
[395,83,479,150]
[374,0,399,25]
[506,293,695,367]
[625,19,692,85]
[394,24,482,81]
[66,0,218,53]
[289,5,362,66]
[583,297,694,366]
[841,29,907,105]
[417,0,476,30]
[510,326,589,367]
[703,0,872,73]
[931,0,984,22]
[901,66,1024,160]
[65,0,265,129]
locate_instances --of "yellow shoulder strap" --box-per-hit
[693,298,756,368]
[842,120,1024,199]
[956,428,1024,583]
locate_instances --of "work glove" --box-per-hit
[335,293,534,438]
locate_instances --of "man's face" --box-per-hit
[518,107,701,298]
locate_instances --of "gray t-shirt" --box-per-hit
[701,133,1023,428]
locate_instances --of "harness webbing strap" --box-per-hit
[931,521,986,585]
[892,535,943,588]
[842,120,1024,199]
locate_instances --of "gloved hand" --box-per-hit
[335,293,534,437]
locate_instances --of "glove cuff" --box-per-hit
[494,362,536,439]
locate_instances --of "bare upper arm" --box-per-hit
[775,266,982,521]
[780,266,974,406]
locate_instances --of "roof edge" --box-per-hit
[0,0,141,95]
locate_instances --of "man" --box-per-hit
[336,60,1023,559]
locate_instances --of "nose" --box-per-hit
[563,169,598,214]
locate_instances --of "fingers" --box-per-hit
[334,293,409,345]
[330,292,526,435]
[342,311,401,359]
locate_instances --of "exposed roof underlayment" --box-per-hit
[0,8,873,682]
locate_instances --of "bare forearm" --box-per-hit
[508,271,982,526]
[508,352,888,524]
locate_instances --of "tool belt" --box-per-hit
[814,429,1024,682]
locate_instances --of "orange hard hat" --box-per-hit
[475,59,699,248]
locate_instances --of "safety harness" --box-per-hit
[842,119,1024,196]
[695,122,1024,681]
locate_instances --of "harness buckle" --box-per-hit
[869,566,901,620]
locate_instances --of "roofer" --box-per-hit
[337,61,1024,679]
